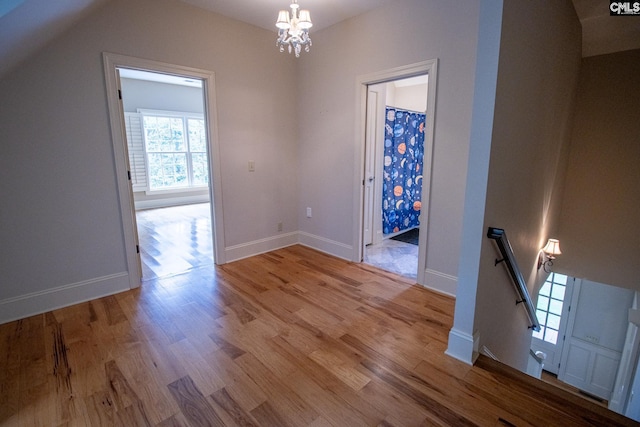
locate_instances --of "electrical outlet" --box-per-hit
[306,207,312,218]
[277,222,283,231]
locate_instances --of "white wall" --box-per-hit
[558,49,640,291]
[450,0,582,369]
[386,83,428,113]
[297,0,481,295]
[0,0,298,322]
[120,78,203,113]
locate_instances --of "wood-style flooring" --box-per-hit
[136,203,213,280]
[0,245,635,426]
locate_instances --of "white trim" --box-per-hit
[224,232,299,263]
[423,268,457,297]
[481,345,500,361]
[137,109,204,119]
[102,53,227,290]
[353,60,439,289]
[103,53,141,289]
[0,273,130,325]
[134,193,209,211]
[298,231,354,261]
[445,328,480,365]
[222,231,354,264]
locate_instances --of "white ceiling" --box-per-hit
[0,0,637,78]
[179,0,392,32]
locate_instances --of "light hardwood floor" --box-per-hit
[0,245,634,426]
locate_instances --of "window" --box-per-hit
[136,110,208,191]
[533,272,568,344]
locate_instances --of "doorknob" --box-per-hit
[368,177,374,182]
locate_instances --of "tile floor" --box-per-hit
[364,236,419,280]
[136,203,418,281]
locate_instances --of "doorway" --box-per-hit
[117,68,214,280]
[363,76,428,279]
[103,53,226,288]
[531,272,575,375]
[355,60,437,285]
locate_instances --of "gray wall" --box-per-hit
[450,0,582,370]
[120,78,204,113]
[298,0,481,294]
[0,0,298,320]
[558,49,640,291]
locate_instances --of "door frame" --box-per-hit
[103,52,226,288]
[353,59,438,285]
[362,85,385,246]
[530,274,575,375]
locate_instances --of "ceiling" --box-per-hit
[0,0,638,78]
[571,0,640,56]
[179,0,392,32]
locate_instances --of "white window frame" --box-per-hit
[138,109,208,194]
[533,272,568,345]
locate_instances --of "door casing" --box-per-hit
[353,59,438,286]
[103,52,226,288]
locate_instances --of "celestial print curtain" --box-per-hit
[382,107,425,235]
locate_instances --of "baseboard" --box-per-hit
[423,268,458,297]
[0,272,130,325]
[297,231,354,261]
[224,232,299,262]
[445,328,480,365]
[134,194,209,210]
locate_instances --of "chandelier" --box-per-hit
[275,0,312,57]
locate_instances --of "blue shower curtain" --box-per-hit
[382,107,425,235]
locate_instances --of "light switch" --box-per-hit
[248,161,255,172]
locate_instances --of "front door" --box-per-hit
[531,272,574,375]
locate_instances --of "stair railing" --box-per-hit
[487,227,540,331]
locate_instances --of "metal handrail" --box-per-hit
[487,227,540,331]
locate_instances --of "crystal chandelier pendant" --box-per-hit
[275,0,312,57]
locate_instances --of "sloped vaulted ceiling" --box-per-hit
[0,0,638,78]
[0,0,391,78]
[0,0,109,77]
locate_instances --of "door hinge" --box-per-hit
[136,245,140,254]
[118,89,122,100]
[127,170,132,180]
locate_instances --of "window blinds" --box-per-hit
[124,112,147,191]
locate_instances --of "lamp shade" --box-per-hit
[542,239,562,256]
[298,10,313,28]
[276,10,291,29]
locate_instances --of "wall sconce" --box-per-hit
[538,238,561,273]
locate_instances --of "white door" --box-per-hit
[116,69,143,279]
[531,273,574,375]
[558,279,635,400]
[363,89,378,246]
[625,347,640,420]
